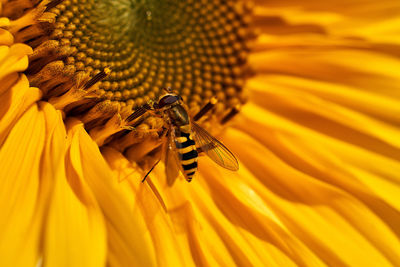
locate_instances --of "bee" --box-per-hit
[127,90,239,183]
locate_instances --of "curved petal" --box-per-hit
[196,158,325,266]
[0,75,42,146]
[0,44,32,88]
[247,75,400,152]
[249,49,400,98]
[39,103,107,267]
[102,146,191,267]
[254,0,400,43]
[230,105,400,265]
[0,28,14,46]
[66,119,156,267]
[0,104,45,267]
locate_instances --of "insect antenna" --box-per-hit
[163,87,172,93]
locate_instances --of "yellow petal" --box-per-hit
[0,28,14,46]
[0,44,32,87]
[240,97,400,208]
[195,159,324,266]
[247,75,400,214]
[66,119,156,267]
[136,153,320,266]
[255,0,400,42]
[101,146,187,267]
[39,102,107,267]
[0,18,11,28]
[230,106,400,265]
[0,75,42,145]
[249,49,400,90]
[249,74,400,124]
[145,165,238,267]
[247,75,400,151]
[0,104,45,267]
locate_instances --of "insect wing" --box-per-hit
[191,121,239,171]
[164,127,182,185]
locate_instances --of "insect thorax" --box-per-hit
[167,104,190,126]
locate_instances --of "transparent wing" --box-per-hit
[191,121,239,171]
[164,127,182,186]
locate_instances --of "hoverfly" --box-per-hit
[126,89,239,183]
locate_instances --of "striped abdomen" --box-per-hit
[175,125,198,182]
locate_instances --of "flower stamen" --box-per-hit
[83,67,111,90]
[1,0,254,160]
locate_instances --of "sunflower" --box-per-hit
[1,0,400,266]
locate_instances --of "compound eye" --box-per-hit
[158,95,179,108]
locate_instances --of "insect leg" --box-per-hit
[193,96,241,124]
[126,103,152,122]
[141,129,168,183]
[193,97,218,121]
[220,105,241,125]
[141,159,161,183]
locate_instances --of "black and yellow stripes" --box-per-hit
[175,125,198,182]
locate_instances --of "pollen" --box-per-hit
[3,0,253,147]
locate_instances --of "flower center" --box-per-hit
[4,0,253,148]
[37,0,251,108]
